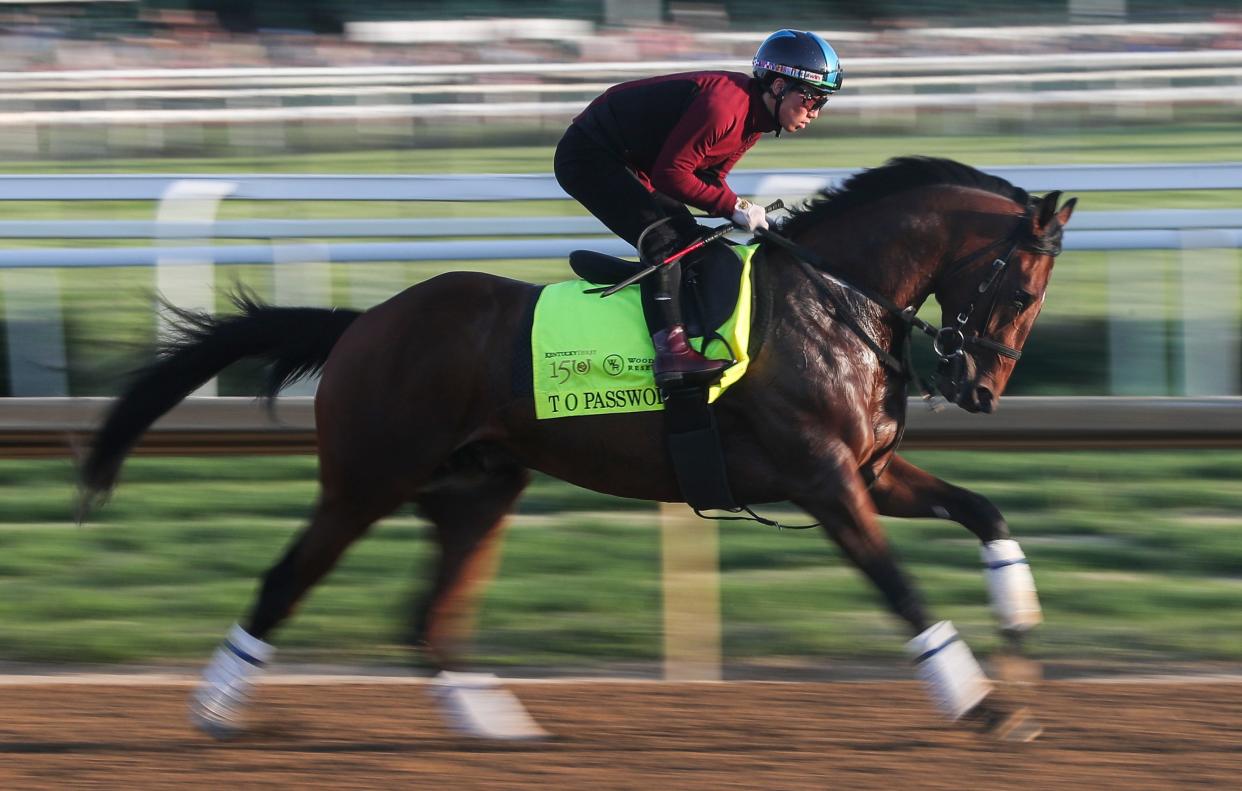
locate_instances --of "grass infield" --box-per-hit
[0,450,1237,669]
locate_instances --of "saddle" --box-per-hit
[565,243,748,513]
[568,242,744,338]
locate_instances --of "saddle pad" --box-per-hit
[532,243,758,420]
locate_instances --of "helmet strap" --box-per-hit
[770,82,788,138]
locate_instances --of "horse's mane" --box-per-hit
[778,156,1030,237]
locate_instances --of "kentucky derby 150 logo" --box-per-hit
[548,357,591,383]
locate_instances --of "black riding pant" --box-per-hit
[554,123,704,262]
[555,123,726,330]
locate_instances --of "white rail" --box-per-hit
[0,163,1239,202]
[0,165,1236,397]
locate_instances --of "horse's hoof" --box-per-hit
[188,697,246,740]
[963,700,1043,743]
[988,706,1044,743]
[430,671,549,740]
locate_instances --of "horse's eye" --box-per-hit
[1012,290,1033,312]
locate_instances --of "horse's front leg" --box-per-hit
[869,454,1042,638]
[791,443,998,727]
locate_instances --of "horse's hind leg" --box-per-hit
[190,484,404,738]
[407,457,547,739]
[408,459,529,669]
[869,454,1043,640]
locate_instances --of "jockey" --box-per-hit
[555,29,842,388]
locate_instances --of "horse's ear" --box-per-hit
[1056,196,1077,225]
[1034,190,1062,229]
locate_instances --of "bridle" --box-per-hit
[927,234,1026,398]
[926,202,1066,398]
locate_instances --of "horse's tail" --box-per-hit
[78,291,361,515]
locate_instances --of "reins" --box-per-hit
[756,215,1030,402]
[757,227,921,374]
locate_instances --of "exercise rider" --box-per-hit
[554,29,843,387]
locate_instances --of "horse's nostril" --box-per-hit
[975,387,995,414]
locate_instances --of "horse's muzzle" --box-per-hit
[959,385,996,414]
[935,357,996,413]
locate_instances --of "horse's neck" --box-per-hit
[791,187,1019,310]
[787,222,945,315]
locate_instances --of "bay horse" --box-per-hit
[79,156,1075,741]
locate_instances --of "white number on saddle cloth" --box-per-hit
[981,539,1042,632]
[906,621,992,720]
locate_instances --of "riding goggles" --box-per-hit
[793,86,831,111]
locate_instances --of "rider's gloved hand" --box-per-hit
[731,198,769,233]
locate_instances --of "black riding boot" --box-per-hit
[651,260,729,388]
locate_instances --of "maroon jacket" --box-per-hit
[572,71,777,217]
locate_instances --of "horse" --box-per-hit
[78,156,1076,742]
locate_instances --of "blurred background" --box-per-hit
[0,0,1237,680]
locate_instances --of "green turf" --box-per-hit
[0,450,1237,669]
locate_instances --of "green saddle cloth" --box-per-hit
[531,243,758,420]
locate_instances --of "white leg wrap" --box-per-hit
[189,623,274,737]
[430,671,548,740]
[981,539,1042,632]
[906,621,992,720]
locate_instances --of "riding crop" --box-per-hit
[599,199,785,297]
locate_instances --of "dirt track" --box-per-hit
[2,679,1240,789]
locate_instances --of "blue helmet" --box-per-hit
[752,29,843,93]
